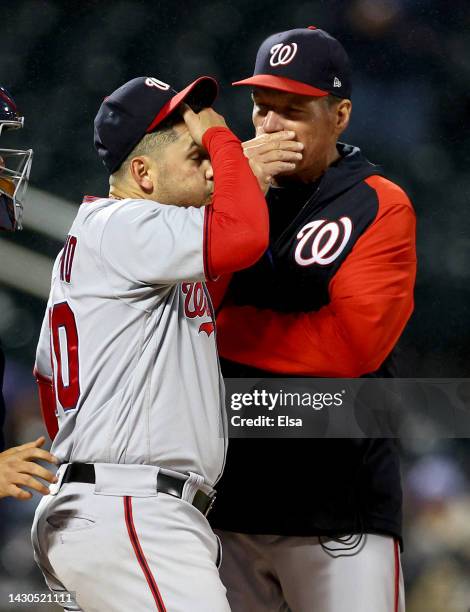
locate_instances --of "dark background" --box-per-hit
[0,1,469,611]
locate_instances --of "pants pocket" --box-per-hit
[46,512,96,534]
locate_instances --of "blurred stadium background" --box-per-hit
[0,0,469,610]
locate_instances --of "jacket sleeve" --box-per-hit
[216,180,417,377]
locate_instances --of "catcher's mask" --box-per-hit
[0,87,33,231]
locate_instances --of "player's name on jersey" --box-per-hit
[231,415,303,428]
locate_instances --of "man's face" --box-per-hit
[252,88,340,182]
[152,122,213,207]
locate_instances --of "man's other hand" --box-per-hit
[242,130,303,193]
[0,436,58,500]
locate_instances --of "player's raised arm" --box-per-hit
[183,105,269,280]
[92,76,268,287]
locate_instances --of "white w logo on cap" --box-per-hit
[269,43,298,67]
[145,77,170,90]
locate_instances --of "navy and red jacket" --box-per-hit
[208,142,417,541]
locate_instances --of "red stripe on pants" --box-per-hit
[393,539,400,612]
[124,496,167,611]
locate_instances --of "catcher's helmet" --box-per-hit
[0,87,33,231]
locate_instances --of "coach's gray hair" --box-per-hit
[325,94,346,108]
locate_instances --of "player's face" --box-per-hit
[154,123,214,207]
[252,88,343,183]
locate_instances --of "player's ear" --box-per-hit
[335,99,352,136]
[129,156,156,194]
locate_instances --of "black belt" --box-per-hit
[62,463,216,517]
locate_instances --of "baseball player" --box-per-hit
[208,28,417,612]
[31,75,268,611]
[0,86,58,501]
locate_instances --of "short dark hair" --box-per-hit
[113,108,183,177]
[149,106,183,135]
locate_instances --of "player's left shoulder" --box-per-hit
[364,174,414,213]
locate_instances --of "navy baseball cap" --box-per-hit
[233,26,352,99]
[94,75,218,173]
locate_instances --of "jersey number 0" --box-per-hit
[50,302,80,410]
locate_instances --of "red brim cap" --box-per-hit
[232,74,329,97]
[146,75,219,133]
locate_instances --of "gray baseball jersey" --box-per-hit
[35,196,226,486]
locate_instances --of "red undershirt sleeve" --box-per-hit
[202,127,269,280]
[33,368,58,440]
[216,179,417,377]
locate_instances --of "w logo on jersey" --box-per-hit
[181,282,214,336]
[294,217,353,267]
